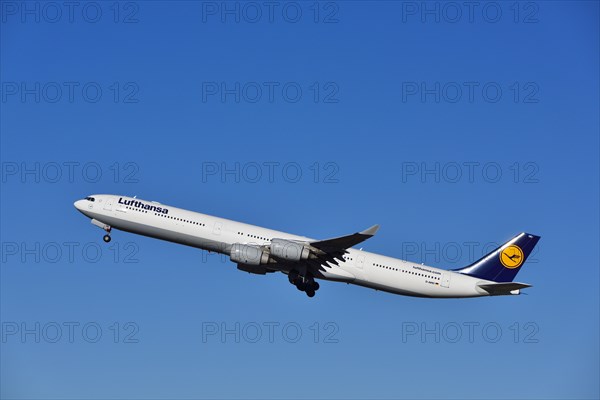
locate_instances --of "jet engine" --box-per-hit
[230,243,270,266]
[270,239,311,262]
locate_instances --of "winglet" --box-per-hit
[360,224,380,236]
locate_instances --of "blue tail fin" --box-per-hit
[454,233,540,282]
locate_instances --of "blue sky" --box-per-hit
[1,1,598,399]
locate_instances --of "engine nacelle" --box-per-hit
[230,243,270,266]
[237,263,268,275]
[270,239,310,262]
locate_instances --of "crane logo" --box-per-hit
[500,245,524,269]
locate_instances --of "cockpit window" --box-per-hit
[85,197,95,202]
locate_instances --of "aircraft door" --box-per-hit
[441,272,450,288]
[353,254,367,281]
[356,254,365,269]
[213,221,223,236]
[103,198,114,211]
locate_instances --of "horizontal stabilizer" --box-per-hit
[478,282,531,295]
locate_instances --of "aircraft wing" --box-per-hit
[477,282,531,295]
[309,224,380,253]
[304,224,380,272]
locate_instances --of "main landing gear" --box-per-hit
[288,270,320,298]
[103,234,111,243]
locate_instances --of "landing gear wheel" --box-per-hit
[289,272,318,296]
[103,234,111,243]
[288,270,299,284]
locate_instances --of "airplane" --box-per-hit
[74,194,540,298]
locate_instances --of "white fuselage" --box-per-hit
[74,195,494,298]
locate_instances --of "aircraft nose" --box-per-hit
[74,200,85,211]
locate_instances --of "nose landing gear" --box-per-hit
[91,219,112,243]
[288,270,320,298]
